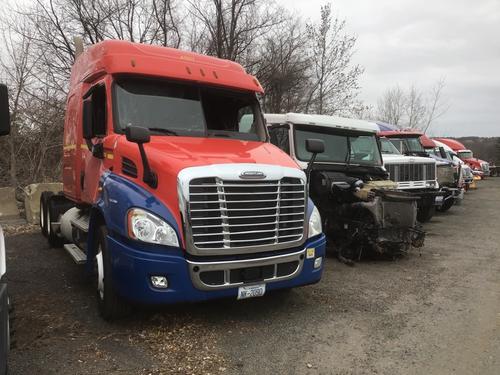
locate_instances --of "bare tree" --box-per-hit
[422,78,449,133]
[187,0,284,64]
[304,3,363,115]
[377,85,406,126]
[377,80,449,132]
[405,84,427,129]
[0,23,37,188]
[254,18,310,113]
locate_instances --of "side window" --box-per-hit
[92,85,107,136]
[84,84,107,137]
[268,126,290,154]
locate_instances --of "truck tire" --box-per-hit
[436,198,454,212]
[95,225,130,321]
[46,196,66,248]
[417,204,435,223]
[39,191,54,238]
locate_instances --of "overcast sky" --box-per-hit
[281,0,500,137]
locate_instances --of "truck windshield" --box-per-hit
[380,138,401,155]
[389,137,425,154]
[113,78,265,141]
[458,151,473,159]
[294,127,382,166]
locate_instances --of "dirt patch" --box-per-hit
[6,179,500,374]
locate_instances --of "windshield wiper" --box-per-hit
[148,127,178,136]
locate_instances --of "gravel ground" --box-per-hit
[6,179,500,375]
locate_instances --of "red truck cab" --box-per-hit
[40,41,326,320]
[433,138,490,178]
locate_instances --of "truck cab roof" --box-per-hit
[265,113,379,134]
[70,40,263,93]
[432,138,466,152]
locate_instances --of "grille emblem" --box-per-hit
[239,171,266,179]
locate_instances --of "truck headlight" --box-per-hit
[127,208,179,247]
[308,205,322,238]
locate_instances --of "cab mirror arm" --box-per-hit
[305,139,325,182]
[126,126,157,189]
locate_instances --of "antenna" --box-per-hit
[74,37,84,58]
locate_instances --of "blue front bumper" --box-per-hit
[108,234,327,304]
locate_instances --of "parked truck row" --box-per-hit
[0,41,491,330]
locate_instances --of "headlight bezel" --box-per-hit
[308,205,322,239]
[127,208,180,247]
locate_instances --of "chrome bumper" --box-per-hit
[187,249,306,291]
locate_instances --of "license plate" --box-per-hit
[237,284,266,300]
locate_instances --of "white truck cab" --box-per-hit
[380,137,440,222]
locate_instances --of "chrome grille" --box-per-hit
[386,163,436,182]
[188,177,306,250]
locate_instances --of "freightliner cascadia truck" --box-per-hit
[38,41,326,320]
[0,84,11,375]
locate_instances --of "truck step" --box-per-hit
[71,214,90,233]
[64,244,87,264]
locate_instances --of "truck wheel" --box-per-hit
[417,205,435,223]
[39,191,53,238]
[46,197,64,248]
[436,198,454,212]
[95,225,129,321]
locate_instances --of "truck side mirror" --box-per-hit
[125,126,156,188]
[305,138,324,183]
[306,139,325,154]
[0,84,10,136]
[126,126,150,144]
[82,99,93,139]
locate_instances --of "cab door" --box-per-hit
[81,83,108,204]
[62,94,80,200]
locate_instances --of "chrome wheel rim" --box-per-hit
[96,246,104,300]
[40,201,45,229]
[46,205,51,235]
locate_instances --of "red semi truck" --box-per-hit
[38,41,326,320]
[433,138,490,178]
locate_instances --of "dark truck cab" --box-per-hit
[0,84,11,375]
[266,113,424,262]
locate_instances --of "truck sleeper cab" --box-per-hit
[265,113,424,262]
[39,41,326,320]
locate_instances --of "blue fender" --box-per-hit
[85,172,183,272]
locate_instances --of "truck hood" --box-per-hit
[463,157,487,166]
[115,135,299,178]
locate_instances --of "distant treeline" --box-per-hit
[456,137,500,164]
